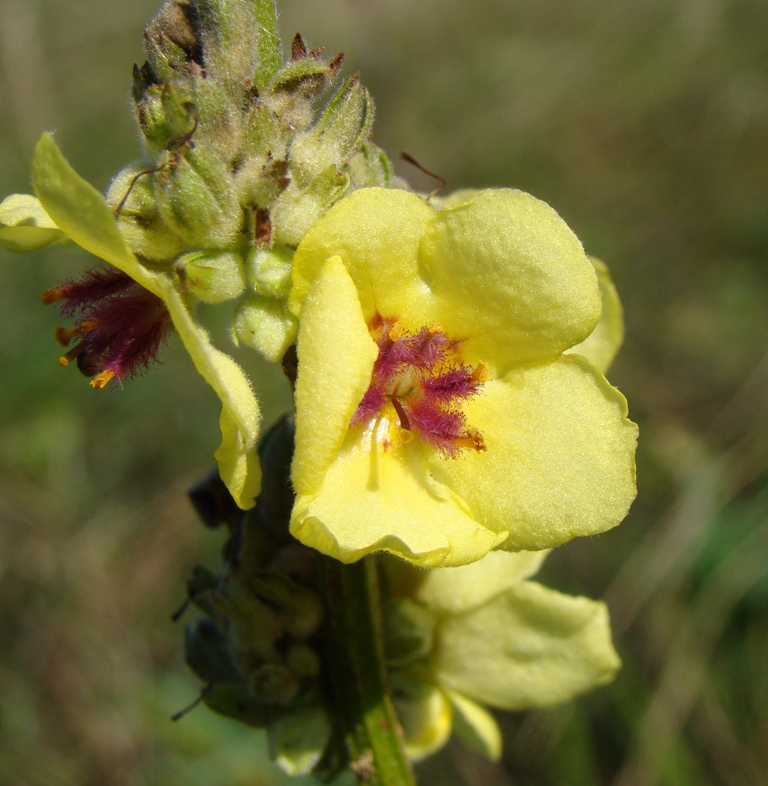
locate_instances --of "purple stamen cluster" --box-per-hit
[43,266,173,388]
[352,314,487,457]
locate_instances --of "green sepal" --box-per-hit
[252,0,280,90]
[202,683,277,727]
[269,58,339,93]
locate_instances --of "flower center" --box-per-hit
[351,314,488,457]
[43,266,172,388]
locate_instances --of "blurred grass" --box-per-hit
[1,0,767,784]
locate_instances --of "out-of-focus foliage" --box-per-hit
[1,0,767,784]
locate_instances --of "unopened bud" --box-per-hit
[231,295,298,363]
[155,146,242,247]
[106,162,185,262]
[250,663,300,705]
[175,249,246,303]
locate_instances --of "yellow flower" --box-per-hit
[382,549,621,760]
[288,187,637,566]
[0,134,261,508]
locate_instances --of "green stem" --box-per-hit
[320,555,417,786]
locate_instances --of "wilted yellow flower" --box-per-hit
[382,549,621,760]
[0,134,261,508]
[288,187,637,567]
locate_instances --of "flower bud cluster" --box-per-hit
[181,416,334,775]
[110,0,392,361]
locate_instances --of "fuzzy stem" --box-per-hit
[320,555,417,786]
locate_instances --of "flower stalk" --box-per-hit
[319,554,417,786]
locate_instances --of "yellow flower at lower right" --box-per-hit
[381,549,621,760]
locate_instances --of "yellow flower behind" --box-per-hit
[382,549,621,760]
[289,187,637,567]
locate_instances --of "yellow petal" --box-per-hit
[567,257,624,373]
[393,682,453,761]
[291,426,507,566]
[420,189,602,372]
[31,133,261,507]
[443,688,502,761]
[433,582,621,709]
[290,188,437,327]
[413,549,549,614]
[292,256,379,496]
[0,193,65,252]
[429,355,637,550]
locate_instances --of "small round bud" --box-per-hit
[175,250,246,304]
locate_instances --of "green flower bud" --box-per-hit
[289,76,374,185]
[196,0,280,101]
[231,295,298,363]
[250,663,300,705]
[175,249,246,303]
[143,0,203,81]
[203,683,274,727]
[270,166,349,247]
[185,617,243,684]
[248,572,324,641]
[348,142,394,189]
[105,162,185,262]
[155,145,242,247]
[246,245,293,298]
[285,644,321,679]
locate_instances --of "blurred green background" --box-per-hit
[1,0,767,784]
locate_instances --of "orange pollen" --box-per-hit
[41,288,65,305]
[55,320,100,347]
[58,344,87,367]
[388,321,405,341]
[90,370,116,389]
[452,428,487,453]
[428,322,443,335]
[472,362,490,383]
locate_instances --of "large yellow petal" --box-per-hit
[433,582,621,709]
[291,427,507,567]
[428,355,637,550]
[292,256,379,496]
[419,189,601,373]
[290,188,437,327]
[31,133,261,507]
